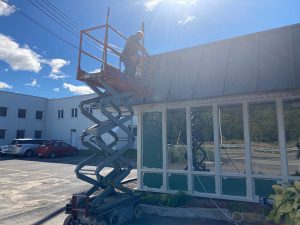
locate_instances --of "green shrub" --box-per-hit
[160,192,190,207]
[268,181,300,225]
[140,193,161,205]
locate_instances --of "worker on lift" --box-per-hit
[121,31,149,76]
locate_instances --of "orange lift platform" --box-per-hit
[76,8,149,98]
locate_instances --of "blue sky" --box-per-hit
[0,0,300,98]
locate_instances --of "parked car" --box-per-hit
[37,141,78,158]
[6,139,48,157]
[0,145,9,155]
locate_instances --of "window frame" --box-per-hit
[71,108,78,118]
[0,106,8,117]
[0,129,6,139]
[35,111,43,120]
[34,130,42,139]
[58,109,64,119]
[16,130,25,139]
[18,109,27,119]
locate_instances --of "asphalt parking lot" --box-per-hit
[0,155,230,225]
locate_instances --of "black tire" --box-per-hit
[108,211,119,225]
[63,215,73,225]
[134,205,142,220]
[50,152,56,158]
[25,149,33,158]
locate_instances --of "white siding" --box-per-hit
[0,91,137,150]
[47,94,105,149]
[0,91,47,145]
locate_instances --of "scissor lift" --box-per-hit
[64,8,148,225]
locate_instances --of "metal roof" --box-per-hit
[139,23,300,105]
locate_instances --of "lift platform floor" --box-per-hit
[77,66,149,97]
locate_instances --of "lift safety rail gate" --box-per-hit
[64,8,149,225]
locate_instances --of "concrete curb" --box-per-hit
[140,204,231,221]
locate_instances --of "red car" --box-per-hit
[37,141,78,158]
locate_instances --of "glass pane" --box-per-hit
[0,129,6,139]
[142,173,163,189]
[18,109,26,118]
[222,177,247,197]
[191,107,215,172]
[254,178,277,198]
[36,111,43,119]
[168,174,187,191]
[249,102,281,176]
[167,108,187,170]
[194,175,215,194]
[0,107,7,117]
[219,105,245,173]
[142,112,163,169]
[283,99,300,177]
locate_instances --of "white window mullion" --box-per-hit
[162,107,167,192]
[276,98,289,182]
[136,109,142,190]
[213,104,221,197]
[186,106,193,194]
[243,102,253,200]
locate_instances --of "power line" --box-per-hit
[1,0,78,50]
[29,0,122,56]
[27,0,120,56]
[40,0,82,30]
[27,0,80,38]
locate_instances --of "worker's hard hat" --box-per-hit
[136,31,144,39]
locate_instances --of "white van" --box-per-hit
[7,139,48,157]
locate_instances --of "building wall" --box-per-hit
[0,91,47,146]
[46,94,137,150]
[46,94,96,149]
[135,90,300,202]
[0,91,137,150]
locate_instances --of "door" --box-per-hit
[70,129,77,147]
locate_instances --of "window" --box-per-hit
[0,129,6,139]
[191,106,215,172]
[283,99,300,176]
[18,109,26,118]
[167,108,187,170]
[58,110,64,119]
[34,130,42,139]
[129,125,137,136]
[16,130,25,139]
[249,102,280,176]
[219,104,245,174]
[142,112,163,169]
[0,107,7,117]
[61,142,70,148]
[35,111,43,120]
[71,108,78,118]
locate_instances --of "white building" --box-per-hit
[0,91,47,145]
[133,23,300,202]
[0,90,136,149]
